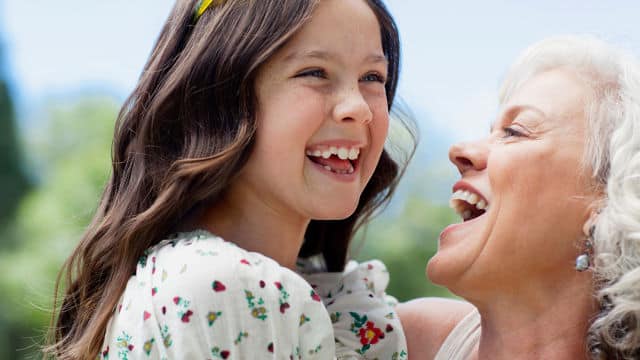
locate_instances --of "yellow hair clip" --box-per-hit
[195,0,223,21]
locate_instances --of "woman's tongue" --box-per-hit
[310,155,352,172]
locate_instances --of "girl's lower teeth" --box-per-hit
[322,165,354,174]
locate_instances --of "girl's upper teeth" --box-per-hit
[306,146,360,160]
[449,189,489,211]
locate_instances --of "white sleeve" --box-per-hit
[101,233,336,359]
[303,260,408,360]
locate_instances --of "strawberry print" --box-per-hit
[240,259,251,265]
[212,280,226,292]
[211,346,230,359]
[268,342,274,353]
[310,290,321,302]
[275,282,291,314]
[143,311,151,321]
[181,309,194,323]
[173,296,193,323]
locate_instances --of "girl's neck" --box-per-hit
[196,191,310,271]
[470,274,595,360]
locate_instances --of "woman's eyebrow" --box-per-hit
[490,104,548,131]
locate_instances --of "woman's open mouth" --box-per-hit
[449,189,489,222]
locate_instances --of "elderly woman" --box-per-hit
[398,36,640,359]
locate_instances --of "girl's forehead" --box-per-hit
[274,0,384,60]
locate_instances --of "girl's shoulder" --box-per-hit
[103,230,335,358]
[140,229,315,293]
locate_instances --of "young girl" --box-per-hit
[48,0,413,358]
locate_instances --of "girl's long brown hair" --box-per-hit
[46,0,413,358]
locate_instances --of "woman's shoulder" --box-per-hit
[396,297,475,360]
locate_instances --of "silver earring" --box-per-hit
[575,225,594,272]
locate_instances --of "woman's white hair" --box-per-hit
[499,35,640,359]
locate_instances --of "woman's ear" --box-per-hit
[582,202,602,237]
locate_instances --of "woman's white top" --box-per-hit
[101,230,407,359]
[434,309,481,360]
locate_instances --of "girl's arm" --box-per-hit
[303,260,408,359]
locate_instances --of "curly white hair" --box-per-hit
[498,35,640,359]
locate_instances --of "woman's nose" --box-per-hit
[448,139,488,175]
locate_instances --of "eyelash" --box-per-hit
[295,69,387,84]
[502,126,525,138]
[297,69,327,79]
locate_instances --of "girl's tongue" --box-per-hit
[310,155,353,172]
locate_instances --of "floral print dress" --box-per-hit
[101,230,407,359]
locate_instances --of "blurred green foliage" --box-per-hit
[0,94,455,358]
[0,97,118,359]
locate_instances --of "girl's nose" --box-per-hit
[448,139,489,175]
[332,85,373,124]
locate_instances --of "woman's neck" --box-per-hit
[470,273,596,360]
[196,192,310,270]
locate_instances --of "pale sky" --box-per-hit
[3,0,640,141]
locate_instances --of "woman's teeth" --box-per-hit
[449,189,489,220]
[306,146,360,160]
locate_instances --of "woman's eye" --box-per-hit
[296,69,326,79]
[361,72,387,84]
[502,126,524,138]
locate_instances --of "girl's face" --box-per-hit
[228,0,389,223]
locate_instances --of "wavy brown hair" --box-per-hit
[46,0,413,358]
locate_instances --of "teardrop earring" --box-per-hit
[575,225,594,272]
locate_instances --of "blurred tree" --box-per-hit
[0,38,30,243]
[355,191,457,301]
[0,96,118,359]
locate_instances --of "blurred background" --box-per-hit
[1,0,640,358]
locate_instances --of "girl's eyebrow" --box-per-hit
[283,50,388,65]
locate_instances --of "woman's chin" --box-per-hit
[426,254,451,286]
[426,250,471,290]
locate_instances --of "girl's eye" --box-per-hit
[502,126,525,138]
[296,69,327,79]
[361,72,387,84]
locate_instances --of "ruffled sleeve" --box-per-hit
[101,231,336,359]
[301,259,408,360]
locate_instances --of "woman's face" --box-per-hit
[428,69,599,296]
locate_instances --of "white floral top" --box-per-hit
[101,230,407,359]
